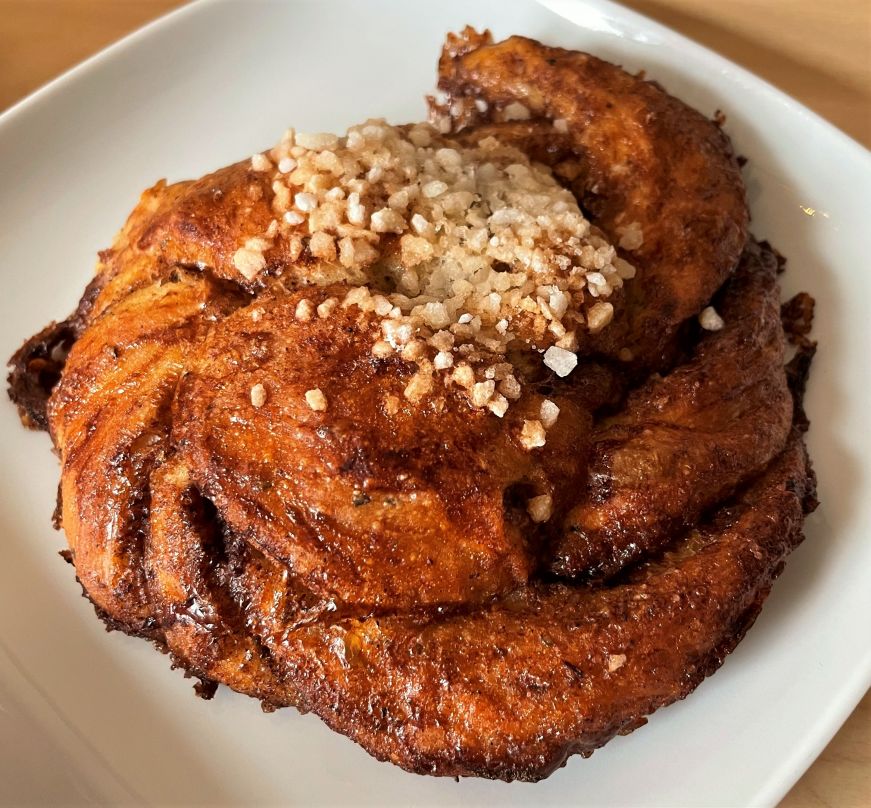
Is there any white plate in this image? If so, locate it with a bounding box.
[1,0,869,805]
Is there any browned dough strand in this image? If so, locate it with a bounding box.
[254,437,815,780]
[166,284,596,611]
[437,28,749,363]
[47,272,244,633]
[549,239,794,579]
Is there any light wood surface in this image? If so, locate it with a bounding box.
[0,2,868,806]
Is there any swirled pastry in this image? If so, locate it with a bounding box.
[7,29,816,781]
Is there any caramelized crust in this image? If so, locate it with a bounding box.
[168,286,588,609]
[439,29,749,363]
[255,437,814,779]
[6,29,816,782]
[550,239,794,579]
[47,271,245,632]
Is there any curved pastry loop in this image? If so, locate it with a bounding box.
[48,272,241,632]
[169,286,593,609]
[147,456,298,705]
[234,438,813,779]
[549,240,794,579]
[438,29,748,361]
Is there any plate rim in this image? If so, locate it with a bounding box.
[2,0,868,163]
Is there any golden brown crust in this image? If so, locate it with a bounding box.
[169,287,555,609]
[438,29,749,363]
[550,239,794,579]
[6,29,815,783]
[147,456,300,704]
[47,271,246,632]
[254,436,814,780]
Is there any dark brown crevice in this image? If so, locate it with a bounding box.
[781,290,816,434]
[182,485,285,680]
[7,270,108,430]
[7,319,78,430]
[786,344,816,435]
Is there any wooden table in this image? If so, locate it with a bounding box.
[1,2,868,806]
